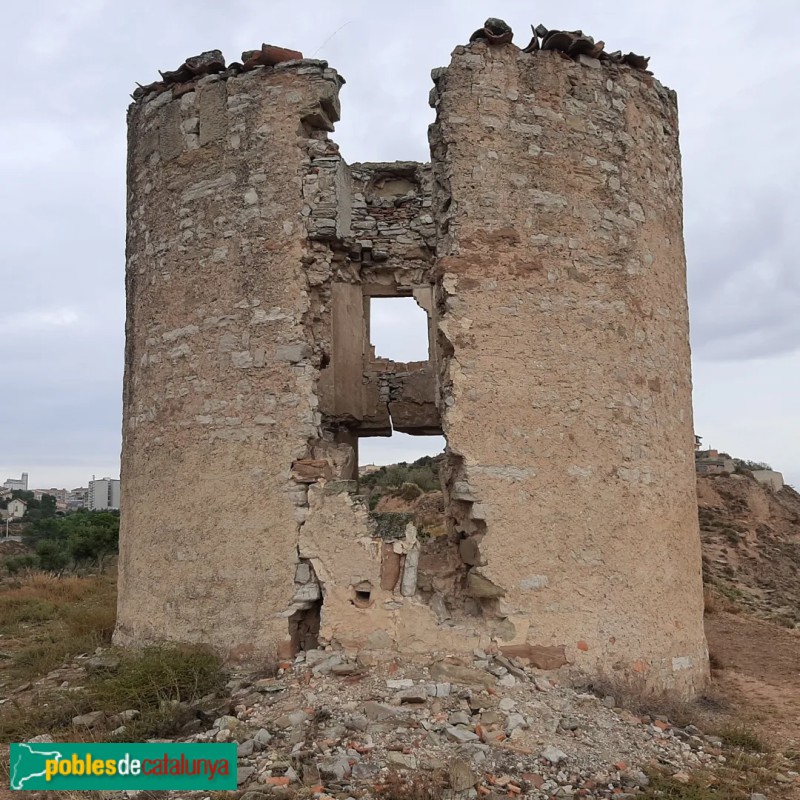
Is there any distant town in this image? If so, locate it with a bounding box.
[0,472,120,521]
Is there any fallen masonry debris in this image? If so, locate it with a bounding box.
[466,17,651,70]
[132,42,306,100]
[16,647,775,798]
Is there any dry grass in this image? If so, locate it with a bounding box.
[0,570,225,750]
[584,674,731,730]
[378,769,451,800]
[713,724,771,753]
[594,674,786,800]
[0,644,225,742]
[642,746,796,800]
[703,583,745,616]
[0,571,116,677]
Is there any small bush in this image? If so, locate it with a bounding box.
[36,539,70,572]
[0,644,226,742]
[94,645,225,711]
[733,459,772,472]
[5,554,38,575]
[714,724,770,753]
[395,482,423,501]
[585,675,729,730]
[640,771,736,800]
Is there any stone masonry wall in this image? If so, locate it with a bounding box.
[119,35,708,694]
[118,61,344,659]
[429,43,707,693]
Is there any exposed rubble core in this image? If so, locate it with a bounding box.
[117,20,708,694]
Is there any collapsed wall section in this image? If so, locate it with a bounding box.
[429,43,708,692]
[316,161,440,437]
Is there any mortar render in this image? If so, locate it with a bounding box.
[116,65,344,659]
[430,44,708,692]
[120,40,708,694]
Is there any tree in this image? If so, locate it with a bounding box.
[24,509,120,573]
[39,494,57,519]
[68,514,119,572]
[36,539,70,572]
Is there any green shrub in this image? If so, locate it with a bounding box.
[5,554,38,575]
[395,482,423,501]
[0,644,226,742]
[35,539,70,572]
[712,724,769,753]
[94,645,225,711]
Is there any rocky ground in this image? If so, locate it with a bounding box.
[6,641,800,800]
[177,649,729,798]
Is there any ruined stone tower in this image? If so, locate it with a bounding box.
[117,28,708,693]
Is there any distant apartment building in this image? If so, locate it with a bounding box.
[67,487,89,510]
[3,472,28,492]
[88,478,120,511]
[33,488,68,503]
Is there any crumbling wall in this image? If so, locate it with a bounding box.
[429,43,708,692]
[119,32,708,694]
[349,162,436,285]
[117,59,346,660]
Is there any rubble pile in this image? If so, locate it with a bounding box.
[182,650,735,797]
[18,648,748,799]
[469,18,651,71]
[132,43,305,101]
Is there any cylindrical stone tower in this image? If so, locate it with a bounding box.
[117,60,345,660]
[118,35,707,695]
[430,43,708,693]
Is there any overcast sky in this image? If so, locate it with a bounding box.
[1,0,798,490]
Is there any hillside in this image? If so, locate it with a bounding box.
[698,474,800,626]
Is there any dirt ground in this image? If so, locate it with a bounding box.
[706,611,800,750]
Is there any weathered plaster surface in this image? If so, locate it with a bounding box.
[119,42,708,693]
[430,45,707,692]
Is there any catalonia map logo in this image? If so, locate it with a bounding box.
[10,742,237,791]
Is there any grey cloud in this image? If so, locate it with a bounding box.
[2,0,799,483]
